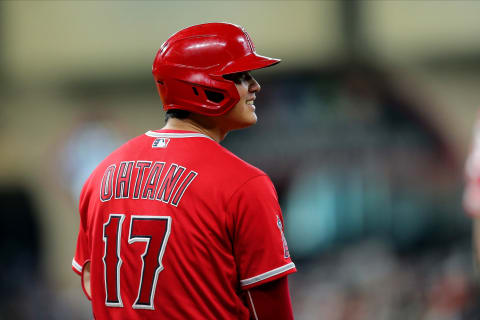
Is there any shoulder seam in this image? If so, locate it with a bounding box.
[225,174,269,211]
[224,174,269,245]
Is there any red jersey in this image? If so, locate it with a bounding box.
[72,129,296,319]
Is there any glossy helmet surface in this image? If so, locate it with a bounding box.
[152,22,280,116]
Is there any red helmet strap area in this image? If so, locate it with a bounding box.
[154,67,240,115]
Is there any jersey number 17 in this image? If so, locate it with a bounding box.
[102,214,172,310]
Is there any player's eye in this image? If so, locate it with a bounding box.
[223,72,251,84]
[243,72,253,81]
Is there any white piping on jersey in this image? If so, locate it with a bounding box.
[72,258,83,273]
[247,291,259,320]
[240,262,296,287]
[145,131,215,141]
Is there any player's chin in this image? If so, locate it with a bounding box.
[244,112,258,126]
[235,114,257,129]
[250,108,258,120]
[246,105,258,123]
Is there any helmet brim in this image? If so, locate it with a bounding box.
[214,53,281,76]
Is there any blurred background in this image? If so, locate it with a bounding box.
[1,1,480,319]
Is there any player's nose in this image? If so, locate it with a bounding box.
[249,77,261,93]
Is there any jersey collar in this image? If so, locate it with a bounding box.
[145,130,215,141]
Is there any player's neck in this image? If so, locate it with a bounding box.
[162,118,227,142]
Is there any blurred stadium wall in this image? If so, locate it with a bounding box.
[1,1,480,319]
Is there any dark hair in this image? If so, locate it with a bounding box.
[165,109,191,122]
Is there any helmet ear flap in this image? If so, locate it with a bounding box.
[189,85,226,105]
[192,87,199,96]
[204,90,225,103]
[158,75,239,116]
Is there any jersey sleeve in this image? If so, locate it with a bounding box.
[227,175,296,290]
[72,222,90,275]
[72,182,92,275]
[246,277,294,320]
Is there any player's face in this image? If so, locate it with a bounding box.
[222,71,261,129]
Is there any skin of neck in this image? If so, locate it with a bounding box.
[161,114,230,142]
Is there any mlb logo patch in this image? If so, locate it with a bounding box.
[152,138,170,148]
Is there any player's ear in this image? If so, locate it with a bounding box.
[81,260,92,300]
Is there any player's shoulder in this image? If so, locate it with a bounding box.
[217,144,265,175]
[208,146,277,203]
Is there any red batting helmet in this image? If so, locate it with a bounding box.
[152,22,280,116]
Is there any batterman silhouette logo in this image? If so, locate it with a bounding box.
[152,138,170,148]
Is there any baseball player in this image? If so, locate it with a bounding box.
[72,22,296,319]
